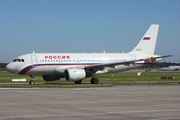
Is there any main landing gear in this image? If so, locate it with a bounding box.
[29,75,35,85]
[74,80,82,84]
[90,73,99,84]
[90,78,99,84]
[74,78,99,84]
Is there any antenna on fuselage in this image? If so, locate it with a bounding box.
[32,51,35,54]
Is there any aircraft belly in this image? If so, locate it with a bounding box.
[105,65,135,73]
[26,66,56,75]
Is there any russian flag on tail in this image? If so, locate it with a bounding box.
[143,36,151,40]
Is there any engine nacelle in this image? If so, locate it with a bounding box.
[42,74,61,81]
[64,68,86,81]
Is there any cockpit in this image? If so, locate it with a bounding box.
[13,59,25,62]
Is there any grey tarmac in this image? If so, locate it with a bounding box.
[0,85,180,120]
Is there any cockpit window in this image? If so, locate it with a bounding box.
[13,59,18,62]
[13,59,25,62]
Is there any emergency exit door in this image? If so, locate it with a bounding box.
[31,55,38,66]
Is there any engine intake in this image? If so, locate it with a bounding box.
[65,68,86,81]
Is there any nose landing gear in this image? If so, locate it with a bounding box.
[29,75,35,85]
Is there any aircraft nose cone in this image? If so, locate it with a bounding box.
[5,64,12,72]
[5,63,18,73]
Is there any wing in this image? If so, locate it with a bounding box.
[82,58,146,72]
[82,54,174,72]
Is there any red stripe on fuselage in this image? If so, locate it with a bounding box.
[19,63,97,74]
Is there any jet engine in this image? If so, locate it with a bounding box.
[42,74,61,81]
[64,68,86,81]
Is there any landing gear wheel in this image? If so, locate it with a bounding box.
[29,75,35,85]
[29,80,35,85]
[74,80,82,84]
[90,78,99,84]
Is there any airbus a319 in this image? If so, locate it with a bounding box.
[6,24,172,84]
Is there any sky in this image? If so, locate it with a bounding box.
[0,0,180,63]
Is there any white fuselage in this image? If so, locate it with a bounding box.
[6,52,151,75]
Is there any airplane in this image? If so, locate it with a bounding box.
[5,24,173,85]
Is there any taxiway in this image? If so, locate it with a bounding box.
[0,85,180,120]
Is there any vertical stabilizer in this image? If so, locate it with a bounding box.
[130,24,159,55]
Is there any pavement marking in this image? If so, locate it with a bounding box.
[0,109,180,119]
[0,88,41,89]
[147,117,180,120]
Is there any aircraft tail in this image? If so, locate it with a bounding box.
[130,24,159,55]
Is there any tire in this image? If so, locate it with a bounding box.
[74,80,82,84]
[90,78,99,84]
[29,80,34,85]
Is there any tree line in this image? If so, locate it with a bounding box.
[0,63,7,70]
[142,62,180,69]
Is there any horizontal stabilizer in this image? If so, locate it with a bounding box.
[146,54,174,63]
[153,54,174,59]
